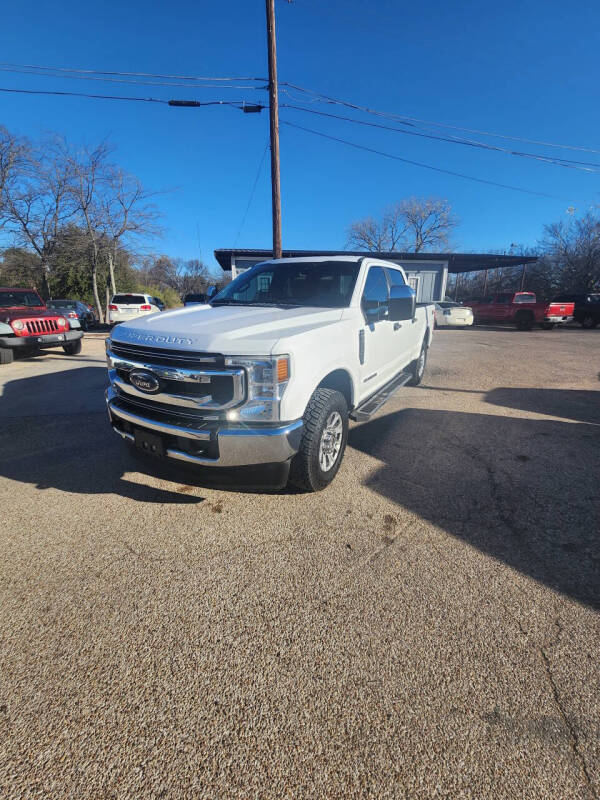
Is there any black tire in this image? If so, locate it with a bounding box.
[581,315,598,329]
[406,339,428,386]
[62,339,82,356]
[80,319,88,332]
[541,322,554,330]
[0,349,14,365]
[289,388,348,492]
[516,313,534,331]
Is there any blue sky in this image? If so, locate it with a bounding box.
[1,0,599,272]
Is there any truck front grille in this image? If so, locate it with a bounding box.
[107,341,246,416]
[25,318,59,334]
[110,341,223,369]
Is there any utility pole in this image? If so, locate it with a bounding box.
[265,0,282,258]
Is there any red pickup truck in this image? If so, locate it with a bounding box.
[0,287,83,364]
[466,292,574,330]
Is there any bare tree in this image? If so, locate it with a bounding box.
[67,141,112,321]
[0,127,28,230]
[346,197,458,253]
[542,210,600,292]
[101,168,162,298]
[2,136,77,298]
[346,205,406,251]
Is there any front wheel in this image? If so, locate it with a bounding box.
[581,315,598,329]
[63,339,82,356]
[289,388,348,492]
[0,349,14,365]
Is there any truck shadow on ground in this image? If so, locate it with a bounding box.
[419,385,600,426]
[348,396,600,609]
[0,365,289,503]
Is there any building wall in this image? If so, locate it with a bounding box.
[229,256,448,302]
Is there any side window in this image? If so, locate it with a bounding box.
[386,268,405,288]
[361,267,389,322]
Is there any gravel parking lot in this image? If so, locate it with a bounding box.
[1,327,599,799]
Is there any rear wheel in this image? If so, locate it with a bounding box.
[541,322,554,330]
[516,312,534,331]
[63,339,82,356]
[0,349,14,365]
[289,388,348,492]
[581,315,598,329]
[406,339,428,386]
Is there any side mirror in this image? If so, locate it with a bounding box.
[388,284,415,322]
[206,286,217,299]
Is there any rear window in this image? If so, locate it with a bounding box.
[48,300,76,309]
[112,294,146,305]
[513,293,536,304]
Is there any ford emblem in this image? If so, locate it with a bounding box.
[130,369,161,394]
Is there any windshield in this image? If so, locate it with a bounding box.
[0,290,44,308]
[212,260,360,308]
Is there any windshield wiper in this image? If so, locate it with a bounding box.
[211,300,302,309]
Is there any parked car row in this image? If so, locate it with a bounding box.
[436,290,599,330]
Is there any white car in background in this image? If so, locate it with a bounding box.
[108,293,162,326]
[434,301,474,327]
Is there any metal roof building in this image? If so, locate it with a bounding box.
[214,249,538,304]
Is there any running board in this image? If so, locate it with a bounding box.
[350,371,412,422]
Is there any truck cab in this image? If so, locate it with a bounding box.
[105,257,434,490]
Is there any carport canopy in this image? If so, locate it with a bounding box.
[214,249,538,274]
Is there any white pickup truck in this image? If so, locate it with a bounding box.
[105,257,434,490]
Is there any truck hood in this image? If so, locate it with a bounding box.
[0,307,55,324]
[110,304,346,354]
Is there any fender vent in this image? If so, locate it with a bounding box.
[359,329,365,365]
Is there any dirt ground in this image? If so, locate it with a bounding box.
[0,325,598,799]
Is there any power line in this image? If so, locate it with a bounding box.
[0,86,257,108]
[281,83,600,155]
[281,103,600,172]
[0,66,266,91]
[233,142,270,247]
[0,61,267,82]
[281,120,560,198]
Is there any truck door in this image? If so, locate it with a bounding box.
[386,267,420,368]
[492,293,512,322]
[358,266,396,401]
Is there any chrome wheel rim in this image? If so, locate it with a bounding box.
[319,412,343,472]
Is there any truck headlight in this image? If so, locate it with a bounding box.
[12,320,25,330]
[224,355,290,421]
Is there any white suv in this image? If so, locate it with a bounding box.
[108,293,161,326]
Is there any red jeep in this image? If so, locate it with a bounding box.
[467,292,574,330]
[0,287,84,364]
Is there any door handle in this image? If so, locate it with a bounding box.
[394,322,401,331]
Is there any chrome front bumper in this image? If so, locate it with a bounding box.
[105,386,303,467]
